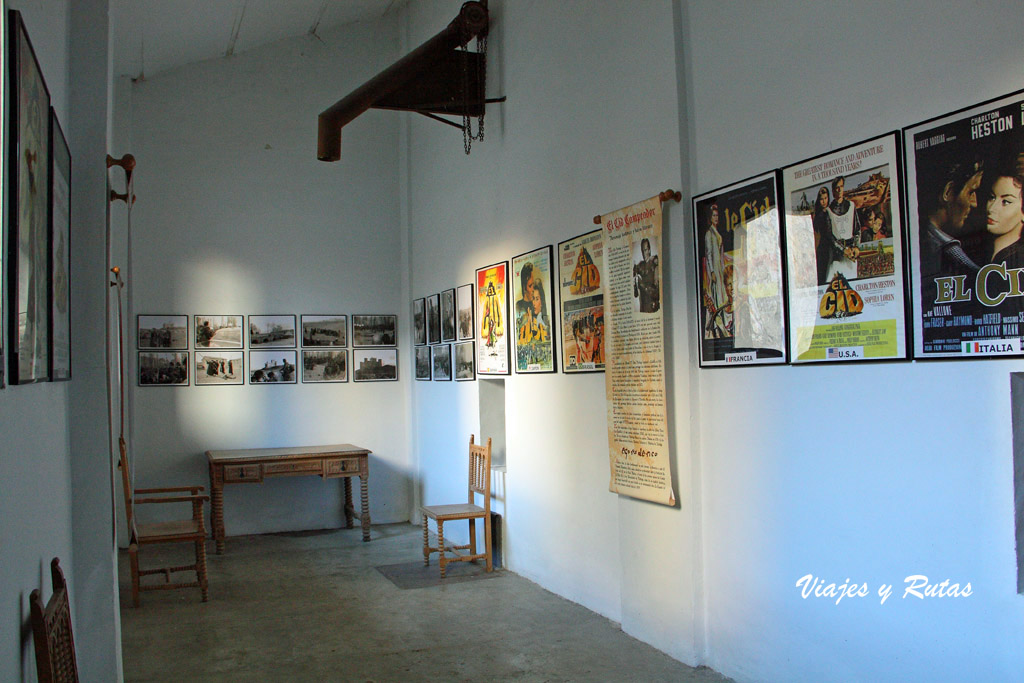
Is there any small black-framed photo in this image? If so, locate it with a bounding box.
[426,294,441,344]
[195,351,243,385]
[412,298,426,346]
[353,348,398,382]
[195,315,243,348]
[138,315,188,350]
[414,346,431,380]
[457,283,474,340]
[454,341,475,381]
[432,343,452,381]
[249,314,297,348]
[440,288,457,342]
[301,314,347,347]
[302,349,348,383]
[249,350,297,383]
[351,314,397,347]
[138,351,189,386]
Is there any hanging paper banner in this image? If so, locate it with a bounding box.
[600,196,676,506]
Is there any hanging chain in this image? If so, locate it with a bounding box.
[462,33,487,154]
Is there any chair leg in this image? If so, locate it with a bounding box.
[437,520,446,578]
[196,539,209,602]
[422,515,430,566]
[129,545,141,608]
[484,513,493,572]
[468,517,477,557]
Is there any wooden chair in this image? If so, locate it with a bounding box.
[421,435,493,577]
[118,437,210,606]
[30,558,79,683]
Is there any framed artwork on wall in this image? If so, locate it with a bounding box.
[456,283,474,340]
[195,351,243,385]
[47,108,71,381]
[412,297,426,346]
[137,314,188,350]
[692,171,787,367]
[0,1,6,387]
[781,132,910,363]
[431,343,451,380]
[138,351,189,386]
[475,261,509,375]
[195,315,243,348]
[454,340,475,381]
[426,293,440,345]
[352,314,397,347]
[249,314,297,348]
[353,348,398,382]
[557,229,605,373]
[249,350,297,383]
[7,10,51,385]
[301,314,346,347]
[301,349,347,383]
[904,88,1024,359]
[512,245,557,373]
[440,288,456,342]
[414,345,431,380]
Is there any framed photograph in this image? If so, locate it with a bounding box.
[781,132,909,363]
[512,246,557,373]
[454,340,475,381]
[352,314,397,347]
[302,349,348,383]
[138,315,188,350]
[693,172,787,367]
[353,348,398,382]
[426,293,440,345]
[905,89,1024,359]
[249,350,297,383]
[431,343,452,381]
[476,261,510,375]
[48,108,71,381]
[138,351,189,386]
[249,314,296,348]
[301,314,346,347]
[557,229,605,373]
[440,288,456,342]
[412,298,426,346]
[195,351,243,385]
[414,345,431,380]
[456,283,474,340]
[195,315,243,348]
[8,10,51,384]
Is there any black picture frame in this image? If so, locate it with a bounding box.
[8,10,51,384]
[195,351,243,385]
[475,261,510,375]
[353,348,398,382]
[440,288,456,342]
[412,297,426,346]
[426,293,440,345]
[137,314,188,350]
[195,315,244,348]
[351,314,397,347]
[454,340,475,381]
[432,343,452,381]
[47,108,70,381]
[249,350,297,383]
[138,351,189,386]
[557,229,605,374]
[456,283,474,340]
[249,314,297,348]
[414,345,431,380]
[301,349,348,383]
[300,314,347,347]
[511,245,557,374]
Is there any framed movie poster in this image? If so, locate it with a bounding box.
[782,132,909,362]
[557,229,605,373]
[352,314,397,347]
[249,350,297,383]
[138,352,188,386]
[456,283,474,340]
[195,351,243,385]
[426,293,440,345]
[475,261,509,375]
[0,0,5,387]
[905,89,1024,359]
[412,298,426,346]
[301,314,346,347]
[353,348,398,382]
[8,10,51,384]
[454,340,475,381]
[249,314,296,348]
[195,315,243,348]
[693,172,787,367]
[414,345,431,380]
[440,288,456,342]
[301,349,347,383]
[48,109,70,381]
[138,315,188,350]
[512,245,557,373]
[431,343,452,381]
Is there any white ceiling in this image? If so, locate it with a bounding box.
[110,0,404,80]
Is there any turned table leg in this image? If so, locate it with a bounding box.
[210,463,225,554]
[360,473,371,542]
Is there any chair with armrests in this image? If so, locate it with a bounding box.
[118,437,210,606]
[421,435,493,577]
[30,557,79,683]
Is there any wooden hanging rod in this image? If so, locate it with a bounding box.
[107,153,136,205]
[593,189,682,224]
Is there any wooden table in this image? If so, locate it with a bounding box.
[206,444,371,553]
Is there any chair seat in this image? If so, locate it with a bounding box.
[137,519,205,542]
[422,503,485,520]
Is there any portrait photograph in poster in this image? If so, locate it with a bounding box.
[512,245,557,373]
[557,229,605,373]
[782,132,909,362]
[905,89,1024,358]
[475,261,509,375]
[692,171,787,367]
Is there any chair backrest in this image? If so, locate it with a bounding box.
[30,558,79,683]
[117,437,136,538]
[467,435,492,511]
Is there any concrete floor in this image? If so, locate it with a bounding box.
[119,523,731,682]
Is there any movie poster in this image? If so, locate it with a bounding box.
[905,89,1024,358]
[601,196,675,507]
[475,261,509,375]
[557,229,605,373]
[782,133,909,362]
[693,172,787,366]
[511,246,557,373]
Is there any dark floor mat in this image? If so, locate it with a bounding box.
[375,560,501,589]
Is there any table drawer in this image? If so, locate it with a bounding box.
[263,460,322,476]
[223,464,263,483]
[324,457,363,477]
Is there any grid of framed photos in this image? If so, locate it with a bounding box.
[415,283,476,381]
